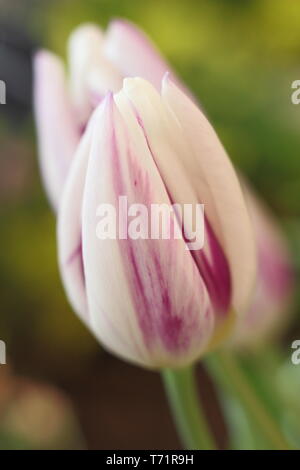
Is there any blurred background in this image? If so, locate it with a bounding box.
[0,0,299,449]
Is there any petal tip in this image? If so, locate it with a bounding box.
[161,70,171,90]
[107,18,138,35]
[68,22,104,44]
[33,49,61,70]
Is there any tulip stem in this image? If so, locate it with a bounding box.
[206,351,292,450]
[161,366,217,450]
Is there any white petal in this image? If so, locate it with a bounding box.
[57,118,95,323]
[68,23,123,123]
[81,93,214,368]
[232,185,293,346]
[34,50,79,210]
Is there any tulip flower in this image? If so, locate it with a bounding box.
[104,21,294,343]
[57,77,256,368]
[33,18,293,450]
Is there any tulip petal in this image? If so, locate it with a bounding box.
[81,93,214,368]
[68,23,123,123]
[161,77,257,314]
[164,79,258,315]
[118,78,231,319]
[57,119,95,323]
[121,77,255,315]
[232,187,293,346]
[104,19,183,92]
[34,50,80,210]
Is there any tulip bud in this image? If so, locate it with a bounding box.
[57,78,256,368]
[231,188,293,347]
[34,51,80,210]
[102,20,294,347]
[33,19,189,210]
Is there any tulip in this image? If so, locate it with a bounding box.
[104,21,294,342]
[34,18,293,354]
[33,19,293,450]
[231,187,293,347]
[34,20,182,210]
[57,77,256,368]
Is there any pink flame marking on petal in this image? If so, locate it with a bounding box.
[124,186,207,353]
[129,104,231,316]
[107,97,211,354]
[191,219,231,315]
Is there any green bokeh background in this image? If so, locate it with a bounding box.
[0,0,299,449]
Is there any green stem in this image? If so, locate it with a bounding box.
[206,351,292,450]
[161,365,217,450]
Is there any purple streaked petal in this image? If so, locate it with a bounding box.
[158,77,257,315]
[191,219,231,315]
[129,101,231,315]
[81,93,214,367]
